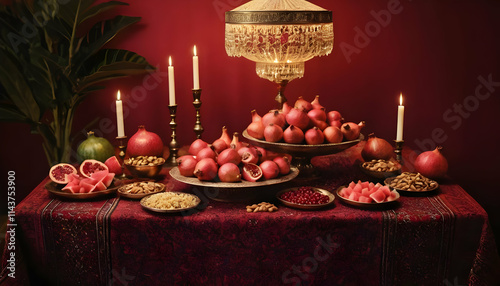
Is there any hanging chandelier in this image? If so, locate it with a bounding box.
[225,0,333,106]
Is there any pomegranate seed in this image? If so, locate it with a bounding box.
[280,186,330,205]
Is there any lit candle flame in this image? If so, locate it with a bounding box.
[194,45,197,56]
[117,90,121,101]
[399,93,403,106]
[169,56,172,66]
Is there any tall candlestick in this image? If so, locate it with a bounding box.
[168,56,176,105]
[396,93,405,141]
[193,45,200,89]
[116,90,125,137]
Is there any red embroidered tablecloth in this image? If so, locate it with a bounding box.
[1,145,499,285]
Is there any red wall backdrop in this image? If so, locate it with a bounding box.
[1,0,500,245]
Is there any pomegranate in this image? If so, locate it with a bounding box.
[330,120,342,129]
[177,155,198,177]
[305,127,325,145]
[361,133,393,161]
[341,121,365,141]
[311,118,329,131]
[307,108,327,122]
[193,158,218,181]
[273,156,291,175]
[238,147,259,164]
[255,147,268,163]
[294,96,312,112]
[218,163,241,182]
[196,146,217,161]
[104,156,123,176]
[323,126,343,143]
[242,163,263,182]
[49,163,77,184]
[262,109,286,128]
[251,109,262,122]
[260,160,280,180]
[264,123,284,142]
[247,121,265,139]
[212,126,231,153]
[281,101,292,116]
[217,148,241,166]
[127,126,164,157]
[311,95,324,110]
[286,108,310,131]
[283,125,305,144]
[188,139,209,155]
[327,111,343,123]
[79,159,108,178]
[414,147,449,179]
[230,132,246,150]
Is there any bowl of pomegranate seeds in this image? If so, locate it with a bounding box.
[277,186,335,210]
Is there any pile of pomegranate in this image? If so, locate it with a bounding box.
[179,127,291,182]
[246,95,365,145]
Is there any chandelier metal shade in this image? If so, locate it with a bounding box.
[225,0,333,106]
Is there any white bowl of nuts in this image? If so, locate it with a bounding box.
[360,159,402,179]
[124,156,166,178]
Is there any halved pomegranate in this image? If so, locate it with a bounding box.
[49,163,77,184]
[79,159,108,178]
[242,163,263,182]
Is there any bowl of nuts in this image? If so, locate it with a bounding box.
[118,181,165,199]
[360,159,402,179]
[384,172,439,195]
[124,156,166,178]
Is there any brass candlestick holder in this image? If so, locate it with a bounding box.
[166,104,180,166]
[115,136,128,179]
[192,89,204,139]
[394,140,404,163]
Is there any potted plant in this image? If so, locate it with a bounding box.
[0,0,154,165]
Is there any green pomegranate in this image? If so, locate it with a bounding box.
[77,131,115,163]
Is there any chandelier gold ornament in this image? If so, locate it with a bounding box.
[225,0,333,106]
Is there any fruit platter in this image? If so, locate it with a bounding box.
[242,96,365,175]
[336,181,400,209]
[169,132,301,201]
[46,159,121,200]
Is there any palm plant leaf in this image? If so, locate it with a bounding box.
[0,49,40,122]
[77,49,154,92]
[71,15,141,75]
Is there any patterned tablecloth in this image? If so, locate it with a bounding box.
[1,144,499,285]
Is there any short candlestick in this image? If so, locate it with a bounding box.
[192,89,204,139]
[167,105,180,166]
[394,140,404,163]
[115,136,128,179]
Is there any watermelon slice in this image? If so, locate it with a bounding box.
[349,191,360,201]
[102,173,115,187]
[359,196,373,203]
[62,183,80,194]
[348,181,356,189]
[380,186,391,196]
[370,189,387,203]
[361,188,370,197]
[360,181,370,189]
[93,181,107,192]
[352,184,362,194]
[386,191,398,202]
[79,180,96,193]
